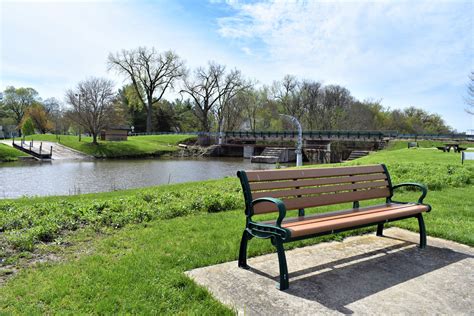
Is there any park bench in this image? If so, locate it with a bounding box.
[237,164,431,290]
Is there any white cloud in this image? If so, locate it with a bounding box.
[0,1,242,100]
[215,0,473,131]
[1,0,472,131]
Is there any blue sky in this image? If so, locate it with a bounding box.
[1,0,473,132]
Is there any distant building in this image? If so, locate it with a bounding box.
[100,126,131,141]
[0,125,19,139]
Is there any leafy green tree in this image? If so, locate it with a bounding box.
[23,104,53,133]
[2,86,39,135]
[117,84,146,132]
[21,117,35,136]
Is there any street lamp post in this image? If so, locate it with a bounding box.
[279,114,303,167]
[75,93,83,141]
[218,118,224,145]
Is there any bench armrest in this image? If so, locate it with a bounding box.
[391,182,428,204]
[252,197,287,227]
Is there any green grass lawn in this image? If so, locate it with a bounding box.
[20,134,197,158]
[1,185,472,314]
[0,143,26,162]
[386,140,473,150]
[347,148,474,190]
[1,146,473,313]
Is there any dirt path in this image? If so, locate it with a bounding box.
[0,140,92,160]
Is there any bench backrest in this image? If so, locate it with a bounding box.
[238,164,391,215]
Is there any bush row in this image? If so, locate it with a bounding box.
[382,162,472,191]
[1,161,472,252]
[0,180,243,251]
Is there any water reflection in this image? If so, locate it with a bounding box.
[0,158,279,199]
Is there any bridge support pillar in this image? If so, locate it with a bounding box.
[243,145,254,159]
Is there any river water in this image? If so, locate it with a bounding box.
[0,158,279,199]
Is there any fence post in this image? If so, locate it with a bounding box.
[40,142,42,155]
[50,146,53,156]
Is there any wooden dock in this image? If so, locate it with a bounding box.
[12,139,52,160]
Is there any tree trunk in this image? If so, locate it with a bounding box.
[202,111,210,132]
[92,133,98,145]
[146,97,153,133]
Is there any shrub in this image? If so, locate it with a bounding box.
[0,180,243,251]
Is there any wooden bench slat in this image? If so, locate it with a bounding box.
[262,203,409,225]
[249,173,388,191]
[245,165,385,182]
[286,204,429,237]
[251,180,389,199]
[253,187,390,214]
[279,203,412,227]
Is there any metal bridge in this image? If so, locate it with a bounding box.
[131,130,474,142]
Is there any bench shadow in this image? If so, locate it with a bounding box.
[248,240,472,314]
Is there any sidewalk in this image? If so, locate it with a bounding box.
[187,228,473,315]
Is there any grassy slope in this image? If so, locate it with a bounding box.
[347,148,474,190]
[1,186,472,313]
[0,143,25,162]
[22,134,196,158]
[1,147,474,313]
[386,140,473,151]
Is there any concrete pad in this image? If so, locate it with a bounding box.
[187,228,474,315]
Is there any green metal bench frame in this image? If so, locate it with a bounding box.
[237,165,431,290]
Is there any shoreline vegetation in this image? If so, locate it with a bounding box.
[2,134,473,162]
[24,134,198,158]
[0,143,26,162]
[1,140,473,313]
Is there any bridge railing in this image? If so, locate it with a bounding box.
[128,130,474,141]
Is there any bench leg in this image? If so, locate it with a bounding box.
[417,214,427,249]
[238,230,250,269]
[274,237,289,290]
[376,223,384,236]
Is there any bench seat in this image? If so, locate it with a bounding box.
[263,203,430,238]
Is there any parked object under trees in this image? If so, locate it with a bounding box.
[65,78,117,144]
[108,47,186,133]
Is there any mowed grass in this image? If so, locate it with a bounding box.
[1,147,474,313]
[386,140,473,151]
[21,134,197,158]
[0,143,26,162]
[347,148,474,190]
[1,185,473,314]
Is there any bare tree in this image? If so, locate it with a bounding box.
[108,47,186,132]
[466,71,474,115]
[319,85,353,129]
[181,62,247,132]
[214,69,249,134]
[240,87,269,132]
[65,78,116,144]
[272,75,304,121]
[300,80,322,130]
